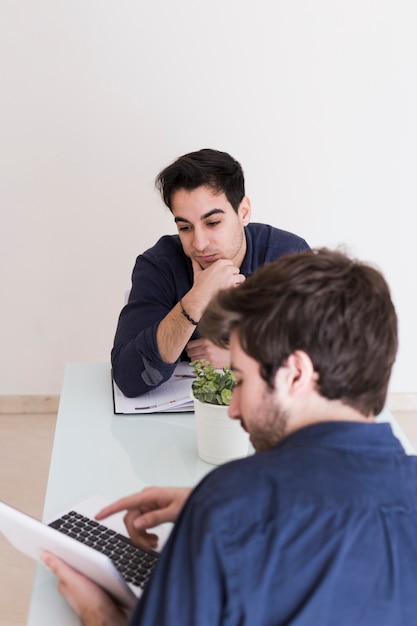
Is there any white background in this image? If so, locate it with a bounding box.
[1,0,416,395]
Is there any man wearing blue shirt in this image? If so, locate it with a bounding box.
[111,148,309,397]
[44,248,417,625]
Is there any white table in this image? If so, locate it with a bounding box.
[26,363,214,626]
[26,363,415,625]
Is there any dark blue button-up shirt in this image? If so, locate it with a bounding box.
[130,422,417,625]
[111,223,309,396]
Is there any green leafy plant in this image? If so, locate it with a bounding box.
[191,359,237,406]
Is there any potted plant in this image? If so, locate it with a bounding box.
[190,360,249,465]
[191,359,236,406]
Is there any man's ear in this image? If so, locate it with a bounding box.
[281,350,318,396]
[238,196,251,226]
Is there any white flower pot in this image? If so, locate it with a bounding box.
[193,395,250,465]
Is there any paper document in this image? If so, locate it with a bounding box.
[112,362,195,414]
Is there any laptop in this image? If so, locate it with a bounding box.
[0,494,172,609]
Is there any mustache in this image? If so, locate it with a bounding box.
[192,251,218,257]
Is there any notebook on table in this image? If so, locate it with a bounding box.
[112,362,195,414]
[0,494,172,609]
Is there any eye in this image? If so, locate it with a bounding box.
[178,225,192,233]
[206,220,221,228]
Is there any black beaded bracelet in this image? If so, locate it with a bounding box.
[179,299,199,326]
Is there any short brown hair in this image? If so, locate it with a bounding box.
[200,248,398,416]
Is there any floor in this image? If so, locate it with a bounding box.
[0,414,56,626]
[1,410,417,626]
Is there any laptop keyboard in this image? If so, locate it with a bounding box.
[48,510,158,589]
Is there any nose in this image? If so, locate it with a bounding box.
[192,226,209,252]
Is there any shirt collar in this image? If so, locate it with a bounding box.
[275,421,405,454]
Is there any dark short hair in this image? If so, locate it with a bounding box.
[200,248,398,416]
[155,148,245,212]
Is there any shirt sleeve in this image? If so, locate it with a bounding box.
[111,239,194,397]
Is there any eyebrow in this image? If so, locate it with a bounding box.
[174,208,226,224]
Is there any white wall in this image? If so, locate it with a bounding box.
[1,1,416,395]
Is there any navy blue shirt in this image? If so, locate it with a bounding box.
[130,422,417,625]
[111,223,309,396]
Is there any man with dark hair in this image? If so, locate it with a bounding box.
[44,248,417,625]
[111,148,309,397]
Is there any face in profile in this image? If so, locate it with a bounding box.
[228,332,290,452]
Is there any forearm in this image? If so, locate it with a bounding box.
[113,256,240,392]
[112,253,197,395]
[156,265,241,364]
[156,299,201,364]
[79,606,129,626]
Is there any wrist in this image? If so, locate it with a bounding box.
[179,298,200,327]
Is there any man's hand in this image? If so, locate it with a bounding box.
[184,258,245,321]
[95,487,192,551]
[186,338,230,368]
[41,553,128,626]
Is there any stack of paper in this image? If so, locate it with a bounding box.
[112,362,195,414]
